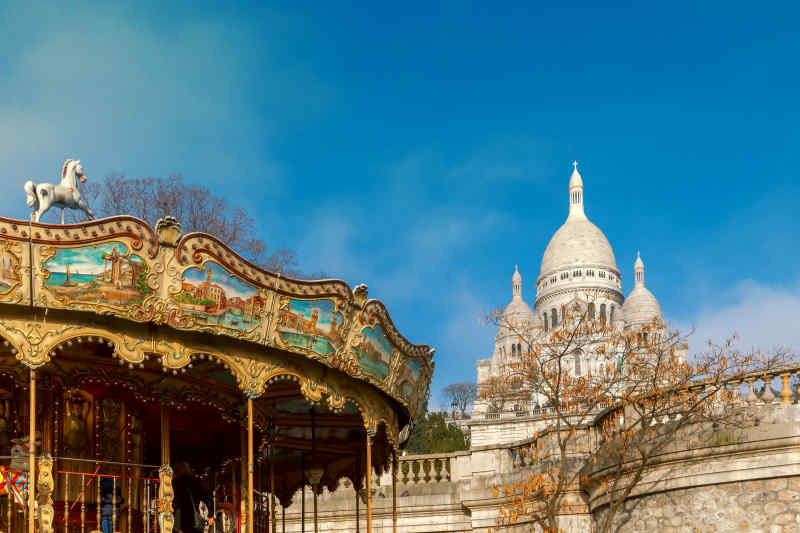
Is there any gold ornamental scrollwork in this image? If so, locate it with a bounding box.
[0,318,82,369]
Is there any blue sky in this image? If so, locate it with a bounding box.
[2,1,798,408]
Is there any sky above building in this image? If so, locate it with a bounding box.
[1,1,798,408]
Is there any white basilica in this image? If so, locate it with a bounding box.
[469,163,665,445]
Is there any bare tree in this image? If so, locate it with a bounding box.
[442,382,477,419]
[481,295,791,533]
[71,174,308,277]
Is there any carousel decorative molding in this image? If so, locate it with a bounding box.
[1,212,433,420]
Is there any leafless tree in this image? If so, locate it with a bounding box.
[442,382,477,418]
[481,295,792,533]
[70,174,310,277]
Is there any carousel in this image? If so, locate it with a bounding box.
[0,161,434,533]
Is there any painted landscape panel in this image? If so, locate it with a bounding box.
[277,298,344,356]
[398,358,422,400]
[0,246,18,294]
[43,243,151,306]
[175,262,263,332]
[354,324,393,381]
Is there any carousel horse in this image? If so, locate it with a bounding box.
[24,159,96,223]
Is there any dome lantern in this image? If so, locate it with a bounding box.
[568,161,586,221]
[634,250,645,287]
[512,264,522,300]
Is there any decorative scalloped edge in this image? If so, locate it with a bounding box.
[0,215,159,258]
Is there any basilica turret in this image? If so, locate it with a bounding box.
[622,251,662,329]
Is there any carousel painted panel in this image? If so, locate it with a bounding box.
[353,324,393,382]
[0,239,25,304]
[40,241,153,309]
[275,297,345,357]
[172,261,265,336]
[396,357,422,402]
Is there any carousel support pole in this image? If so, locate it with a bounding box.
[159,404,173,533]
[312,484,317,533]
[269,451,276,533]
[355,489,359,533]
[365,430,374,533]
[37,454,54,533]
[281,505,285,533]
[28,369,36,533]
[160,404,171,465]
[392,451,398,533]
[157,465,174,533]
[300,482,305,533]
[247,398,254,533]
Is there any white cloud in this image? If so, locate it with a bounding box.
[681,279,800,354]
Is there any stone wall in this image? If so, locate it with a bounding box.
[593,477,800,532]
[276,400,799,532]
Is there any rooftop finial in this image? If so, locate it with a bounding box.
[573,160,578,171]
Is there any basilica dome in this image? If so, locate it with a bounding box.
[539,162,617,278]
[540,219,617,276]
[622,252,662,328]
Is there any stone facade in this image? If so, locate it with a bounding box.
[594,477,800,533]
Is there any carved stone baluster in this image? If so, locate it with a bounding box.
[401,461,409,484]
[433,459,442,482]
[444,458,451,481]
[38,454,55,533]
[158,465,174,533]
[779,373,792,405]
[760,376,775,404]
[412,460,420,484]
[745,379,757,403]
[422,459,431,483]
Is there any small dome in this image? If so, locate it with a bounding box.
[623,252,661,328]
[502,298,535,323]
[622,286,662,327]
[501,266,534,331]
[540,219,617,276]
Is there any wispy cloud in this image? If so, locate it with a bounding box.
[680,279,800,354]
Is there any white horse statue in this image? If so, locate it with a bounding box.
[24,159,96,223]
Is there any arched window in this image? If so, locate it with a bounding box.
[551,308,558,328]
[600,303,607,323]
[517,343,522,356]
[512,344,516,357]
[588,303,596,319]
[574,353,582,376]
[610,305,615,322]
[561,305,566,322]
[543,313,548,332]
